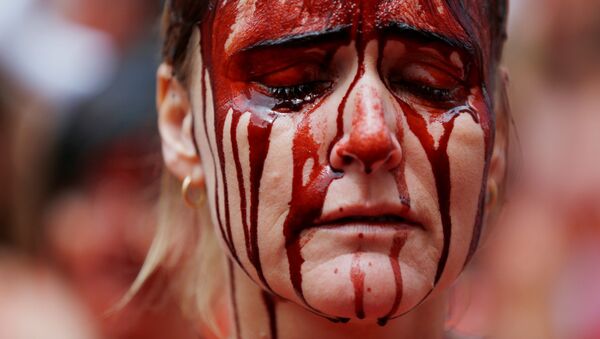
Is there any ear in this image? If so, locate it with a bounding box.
[157,63,204,186]
[486,67,510,212]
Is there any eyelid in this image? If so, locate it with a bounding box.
[391,82,465,110]
[229,49,328,81]
[396,64,462,89]
[399,54,466,81]
[255,63,324,87]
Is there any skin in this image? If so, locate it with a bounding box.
[158,1,507,338]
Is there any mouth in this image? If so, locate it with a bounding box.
[312,205,423,230]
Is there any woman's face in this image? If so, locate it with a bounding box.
[188,0,497,323]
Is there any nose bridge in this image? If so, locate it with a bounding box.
[330,76,402,174]
[351,83,392,154]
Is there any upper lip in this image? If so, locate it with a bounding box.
[313,203,423,229]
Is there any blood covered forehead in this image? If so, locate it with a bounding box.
[212,0,487,54]
[204,0,504,84]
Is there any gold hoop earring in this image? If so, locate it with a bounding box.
[182,176,206,208]
[485,179,498,210]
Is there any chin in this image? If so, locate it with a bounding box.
[297,251,435,322]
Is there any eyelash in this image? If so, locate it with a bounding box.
[259,72,463,112]
[266,82,331,112]
[392,81,464,106]
[400,82,454,101]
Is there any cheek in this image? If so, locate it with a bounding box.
[437,113,487,289]
[221,110,252,266]
[398,105,488,307]
[390,108,446,312]
[210,105,300,292]
[257,117,297,285]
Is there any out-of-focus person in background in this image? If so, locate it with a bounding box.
[448,1,600,338]
[0,71,17,244]
[499,1,600,337]
[0,24,100,339]
[0,252,99,339]
[42,96,198,339]
[1,0,198,338]
[3,0,160,250]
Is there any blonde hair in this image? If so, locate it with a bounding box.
[121,172,225,336]
[121,1,226,334]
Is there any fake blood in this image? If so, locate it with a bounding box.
[197,0,499,331]
[261,291,278,339]
[350,253,366,319]
[199,28,240,265]
[247,114,276,291]
[378,233,408,326]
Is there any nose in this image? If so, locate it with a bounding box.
[330,85,402,174]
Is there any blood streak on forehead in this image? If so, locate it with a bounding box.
[212,0,476,57]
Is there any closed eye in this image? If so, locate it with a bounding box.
[392,81,463,104]
[389,63,467,109]
[262,81,332,112]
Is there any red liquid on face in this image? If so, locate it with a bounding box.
[199,31,241,265]
[280,1,368,322]
[199,0,498,327]
[230,112,249,263]
[283,108,345,321]
[248,113,277,291]
[401,100,459,283]
[261,291,278,339]
[218,109,236,260]
[329,0,366,168]
[202,6,286,293]
[378,232,408,326]
[442,0,496,268]
[350,252,366,319]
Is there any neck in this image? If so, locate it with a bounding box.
[224,261,448,339]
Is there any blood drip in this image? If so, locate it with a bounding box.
[261,291,278,339]
[199,26,240,264]
[247,113,277,291]
[400,99,459,283]
[350,253,366,319]
[442,0,496,267]
[377,232,408,326]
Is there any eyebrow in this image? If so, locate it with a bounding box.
[381,21,476,58]
[238,25,352,53]
[235,21,476,59]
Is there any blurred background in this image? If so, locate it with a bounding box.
[0,0,599,338]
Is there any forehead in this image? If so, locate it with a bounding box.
[213,0,474,55]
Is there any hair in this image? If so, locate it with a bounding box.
[130,0,511,336]
[161,0,213,84]
[122,2,226,335]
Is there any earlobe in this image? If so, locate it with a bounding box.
[157,63,205,186]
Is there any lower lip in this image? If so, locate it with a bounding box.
[301,222,418,237]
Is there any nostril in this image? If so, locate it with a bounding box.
[342,155,353,165]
